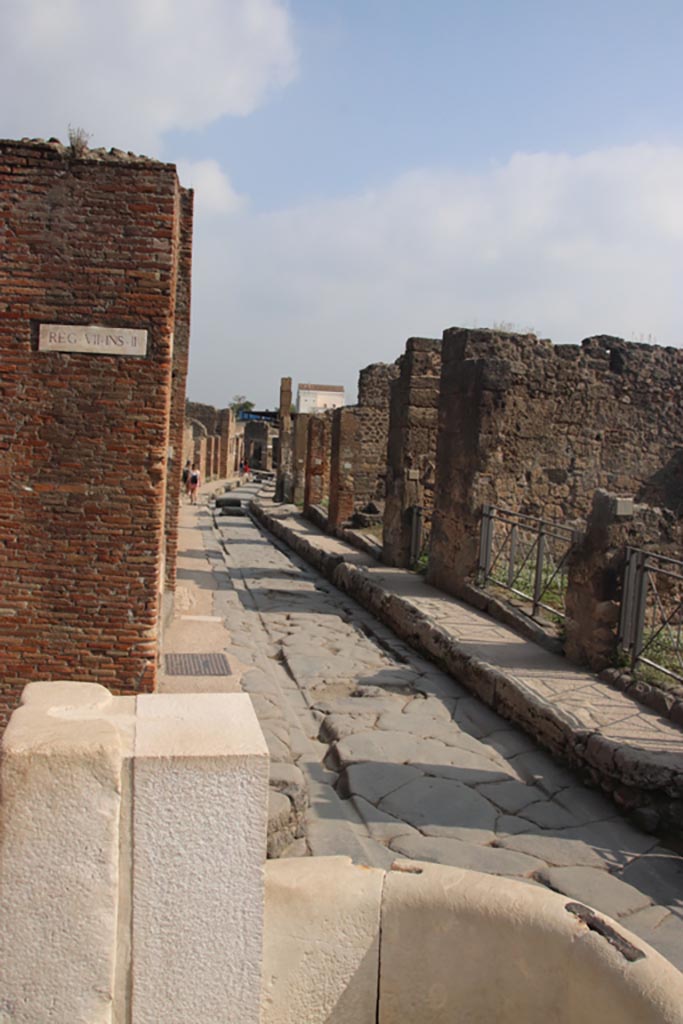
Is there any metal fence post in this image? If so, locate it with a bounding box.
[532,523,546,617]
[478,505,493,586]
[507,524,518,588]
[410,505,424,568]
[618,546,636,651]
[632,550,649,670]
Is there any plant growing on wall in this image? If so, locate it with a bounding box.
[68,125,91,157]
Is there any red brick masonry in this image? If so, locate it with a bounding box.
[0,139,193,726]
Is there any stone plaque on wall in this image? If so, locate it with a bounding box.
[39,324,148,357]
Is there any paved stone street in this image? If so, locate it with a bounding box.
[163,482,683,970]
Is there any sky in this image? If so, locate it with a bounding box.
[2,0,683,408]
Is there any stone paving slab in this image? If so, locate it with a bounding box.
[251,499,683,834]
[186,486,683,971]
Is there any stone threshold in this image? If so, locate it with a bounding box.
[250,499,683,837]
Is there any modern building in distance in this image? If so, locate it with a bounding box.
[296,383,345,414]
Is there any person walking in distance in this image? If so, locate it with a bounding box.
[189,463,201,504]
[181,460,191,500]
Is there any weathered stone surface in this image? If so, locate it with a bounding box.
[0,683,127,1024]
[519,800,582,830]
[338,761,424,804]
[263,856,383,1024]
[379,776,497,843]
[618,849,683,909]
[380,860,683,1024]
[391,834,545,876]
[352,795,420,842]
[477,779,545,814]
[132,693,269,1024]
[536,866,653,919]
[496,832,608,868]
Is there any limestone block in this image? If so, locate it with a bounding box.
[131,693,269,1024]
[262,856,383,1024]
[0,681,133,1024]
[379,861,683,1024]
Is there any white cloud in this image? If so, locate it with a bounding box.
[177,160,245,217]
[186,144,683,408]
[0,0,297,153]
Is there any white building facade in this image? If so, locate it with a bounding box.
[296,383,345,414]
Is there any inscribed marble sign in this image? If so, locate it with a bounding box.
[38,324,148,357]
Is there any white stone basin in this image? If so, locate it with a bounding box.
[263,856,683,1024]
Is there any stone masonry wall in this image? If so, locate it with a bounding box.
[185,400,236,481]
[304,412,333,512]
[276,377,293,501]
[383,338,441,567]
[292,413,309,505]
[325,361,399,527]
[328,407,360,529]
[429,327,683,596]
[354,361,400,506]
[0,139,192,726]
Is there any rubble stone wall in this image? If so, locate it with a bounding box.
[0,139,192,725]
[383,338,441,567]
[429,327,683,596]
[353,361,400,506]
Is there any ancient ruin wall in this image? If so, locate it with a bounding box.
[429,327,683,595]
[164,188,194,595]
[0,139,192,724]
[276,377,293,501]
[292,413,310,505]
[383,338,441,567]
[328,408,360,528]
[353,361,400,506]
[304,412,333,512]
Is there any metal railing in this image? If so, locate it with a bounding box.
[619,547,683,684]
[478,505,582,619]
[409,505,424,567]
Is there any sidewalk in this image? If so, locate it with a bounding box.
[251,498,683,835]
[159,482,242,695]
[159,480,309,857]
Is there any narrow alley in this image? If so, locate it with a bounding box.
[162,480,683,970]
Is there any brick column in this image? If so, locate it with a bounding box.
[216,408,233,478]
[276,377,293,502]
[328,407,360,529]
[292,413,310,506]
[304,414,332,513]
[383,338,441,567]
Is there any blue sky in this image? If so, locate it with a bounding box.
[2,1,683,407]
[167,0,683,209]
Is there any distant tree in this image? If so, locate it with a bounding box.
[230,394,254,415]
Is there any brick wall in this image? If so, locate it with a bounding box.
[383,338,441,566]
[429,327,683,595]
[0,139,192,725]
[164,188,193,594]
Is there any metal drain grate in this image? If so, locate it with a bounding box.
[165,652,231,676]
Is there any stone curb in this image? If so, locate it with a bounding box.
[250,501,683,835]
[211,507,309,857]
